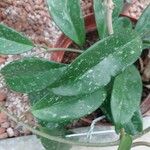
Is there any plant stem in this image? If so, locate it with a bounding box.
[46,47,83,53]
[38,46,83,53]
[106,0,114,35]
[120,128,125,139]
[0,105,150,147]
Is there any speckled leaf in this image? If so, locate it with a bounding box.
[114,17,132,32]
[93,0,107,38]
[0,23,34,54]
[1,57,67,93]
[100,83,114,122]
[113,0,124,19]
[118,134,132,150]
[123,110,143,136]
[49,30,142,96]
[111,66,142,128]
[47,0,85,46]
[31,88,106,122]
[135,5,150,39]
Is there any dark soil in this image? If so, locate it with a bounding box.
[135,49,150,101]
[61,30,99,64]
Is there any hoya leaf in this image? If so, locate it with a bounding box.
[47,0,85,46]
[31,88,106,122]
[123,110,143,136]
[100,97,113,122]
[113,0,124,19]
[118,134,132,150]
[93,0,107,38]
[135,5,150,38]
[1,57,67,93]
[114,17,132,32]
[0,23,34,54]
[49,30,142,96]
[100,81,114,122]
[111,66,142,128]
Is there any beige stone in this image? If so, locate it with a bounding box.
[1,122,10,128]
[0,132,8,139]
[6,128,14,137]
[0,112,8,123]
[0,92,6,101]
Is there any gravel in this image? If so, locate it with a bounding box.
[0,0,149,140]
[122,0,150,19]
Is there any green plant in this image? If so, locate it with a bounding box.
[0,0,150,150]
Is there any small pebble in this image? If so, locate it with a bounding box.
[1,122,10,128]
[0,132,8,139]
[0,112,8,123]
[0,127,6,134]
[25,113,34,122]
[10,120,17,128]
[23,129,31,135]
[0,92,7,101]
[0,57,6,64]
[6,128,14,137]
[0,101,6,106]
[14,129,20,137]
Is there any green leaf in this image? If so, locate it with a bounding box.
[114,17,132,32]
[100,81,114,122]
[31,87,106,122]
[2,31,142,96]
[123,110,143,135]
[49,30,142,96]
[47,0,85,46]
[113,0,124,19]
[135,5,150,38]
[100,98,113,122]
[93,0,107,38]
[111,66,142,128]
[0,23,34,54]
[118,134,132,150]
[1,57,67,93]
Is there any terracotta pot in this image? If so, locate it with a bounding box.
[51,13,96,62]
[51,11,150,116]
